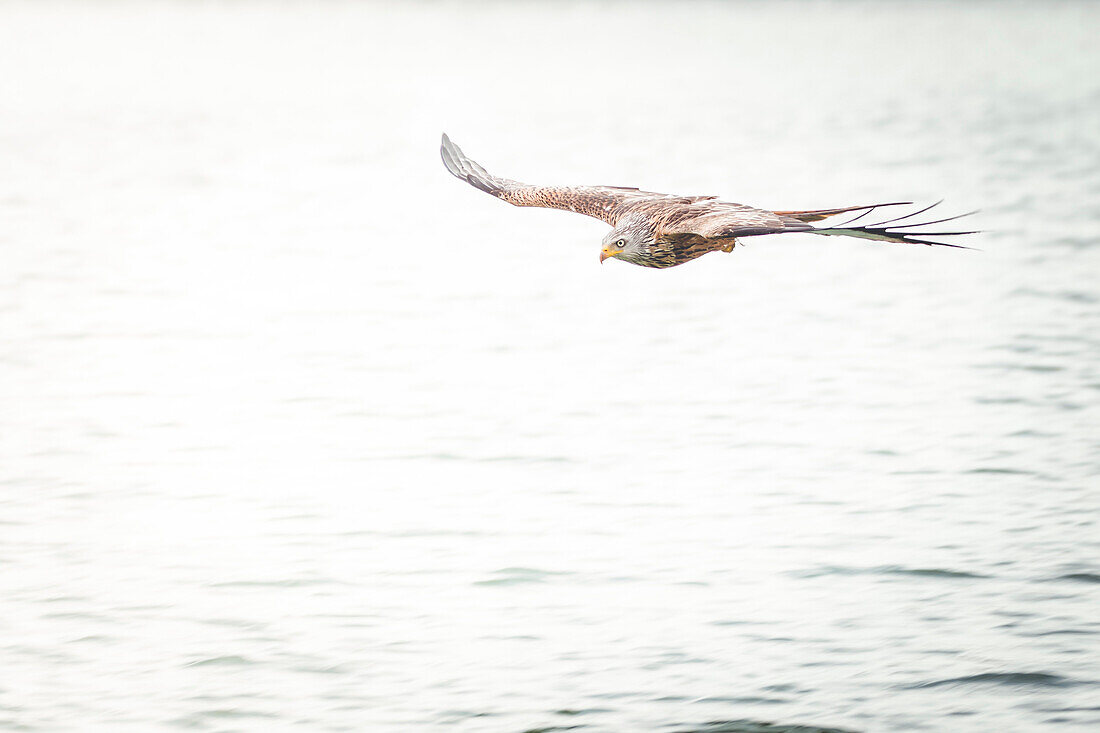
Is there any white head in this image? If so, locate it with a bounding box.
[599,214,656,265]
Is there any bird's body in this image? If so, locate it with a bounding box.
[440,134,974,268]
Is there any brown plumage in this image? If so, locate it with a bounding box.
[440,134,976,268]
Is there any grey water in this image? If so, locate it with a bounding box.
[1,1,1099,731]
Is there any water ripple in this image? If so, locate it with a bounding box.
[671,721,858,733]
[1052,573,1100,584]
[791,565,989,580]
[904,672,1093,689]
[184,655,258,668]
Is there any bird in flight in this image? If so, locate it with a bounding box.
[440,134,975,268]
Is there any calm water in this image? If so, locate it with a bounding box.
[2,1,1099,731]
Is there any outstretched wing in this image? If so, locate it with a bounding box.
[664,200,976,248]
[440,134,708,226]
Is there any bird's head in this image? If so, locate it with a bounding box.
[600,216,653,265]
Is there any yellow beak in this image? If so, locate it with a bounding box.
[600,250,613,263]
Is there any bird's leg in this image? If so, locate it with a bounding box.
[720,238,740,253]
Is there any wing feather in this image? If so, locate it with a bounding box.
[773,202,912,223]
[658,201,814,239]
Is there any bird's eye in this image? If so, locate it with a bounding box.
[615,239,626,248]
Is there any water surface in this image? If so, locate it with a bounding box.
[1,1,1098,731]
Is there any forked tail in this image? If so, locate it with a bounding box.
[778,201,979,248]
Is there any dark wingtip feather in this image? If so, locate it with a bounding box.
[875,210,980,230]
[813,202,980,249]
[902,237,980,250]
[863,199,944,228]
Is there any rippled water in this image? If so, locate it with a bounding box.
[2,1,1099,731]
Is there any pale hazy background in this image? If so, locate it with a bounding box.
[2,1,1098,732]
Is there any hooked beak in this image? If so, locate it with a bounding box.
[599,249,613,263]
